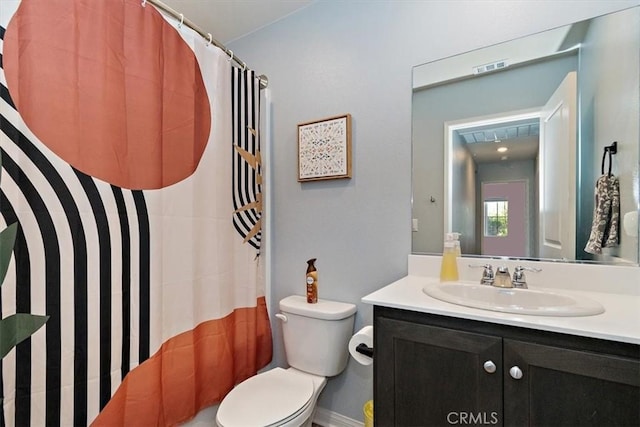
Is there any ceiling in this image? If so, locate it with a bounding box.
[457,120,539,145]
[455,118,540,164]
[159,0,314,44]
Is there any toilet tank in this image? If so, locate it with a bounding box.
[279,295,357,377]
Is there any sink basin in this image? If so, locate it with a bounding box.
[423,282,605,317]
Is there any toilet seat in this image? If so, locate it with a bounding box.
[217,368,315,427]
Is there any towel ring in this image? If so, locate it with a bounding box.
[601,141,618,176]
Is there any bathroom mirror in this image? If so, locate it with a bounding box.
[412,6,639,266]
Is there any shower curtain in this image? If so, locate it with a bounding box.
[0,0,272,425]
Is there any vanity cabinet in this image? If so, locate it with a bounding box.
[374,306,640,427]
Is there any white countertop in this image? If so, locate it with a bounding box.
[362,273,640,345]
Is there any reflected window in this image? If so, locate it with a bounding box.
[484,200,508,236]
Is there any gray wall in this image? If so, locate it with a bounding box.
[451,133,477,254]
[228,0,639,421]
[579,8,640,263]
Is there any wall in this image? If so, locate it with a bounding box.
[579,8,640,263]
[451,132,476,254]
[227,0,639,422]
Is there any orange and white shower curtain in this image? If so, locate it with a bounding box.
[0,0,272,425]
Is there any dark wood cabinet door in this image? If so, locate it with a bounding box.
[376,317,503,427]
[504,339,640,426]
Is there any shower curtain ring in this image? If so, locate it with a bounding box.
[141,0,147,6]
[178,13,184,28]
[207,33,213,46]
[228,50,234,62]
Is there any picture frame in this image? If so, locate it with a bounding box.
[298,113,352,182]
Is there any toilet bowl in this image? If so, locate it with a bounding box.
[216,367,326,427]
[216,295,357,427]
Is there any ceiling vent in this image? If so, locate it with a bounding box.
[473,59,509,75]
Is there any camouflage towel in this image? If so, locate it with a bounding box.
[584,174,620,254]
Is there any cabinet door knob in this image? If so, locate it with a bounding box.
[509,366,523,379]
[483,360,496,374]
[483,360,497,373]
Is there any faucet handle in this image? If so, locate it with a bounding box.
[468,264,494,285]
[512,266,542,289]
[514,266,542,273]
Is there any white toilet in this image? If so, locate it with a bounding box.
[216,295,357,427]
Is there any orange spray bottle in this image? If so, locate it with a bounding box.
[306,258,318,303]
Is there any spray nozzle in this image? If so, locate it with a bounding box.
[444,232,462,252]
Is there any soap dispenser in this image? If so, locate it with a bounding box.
[440,233,459,282]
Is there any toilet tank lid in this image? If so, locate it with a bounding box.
[280,295,357,320]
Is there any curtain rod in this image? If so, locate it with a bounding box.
[144,0,268,89]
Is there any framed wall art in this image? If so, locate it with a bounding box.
[298,113,352,182]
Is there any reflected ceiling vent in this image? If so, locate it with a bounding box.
[457,119,539,144]
[473,59,509,75]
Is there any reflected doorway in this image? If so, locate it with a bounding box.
[445,109,540,257]
[481,181,528,257]
[444,72,576,260]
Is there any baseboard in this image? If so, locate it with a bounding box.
[313,407,364,427]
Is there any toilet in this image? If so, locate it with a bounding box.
[216,295,357,427]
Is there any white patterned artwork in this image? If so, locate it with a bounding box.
[298,114,352,181]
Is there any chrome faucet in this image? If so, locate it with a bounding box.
[469,264,542,288]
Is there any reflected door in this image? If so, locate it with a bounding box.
[481,181,528,257]
[539,72,577,260]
